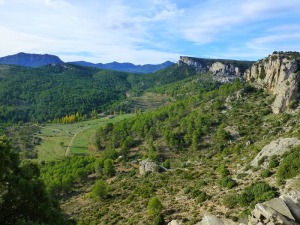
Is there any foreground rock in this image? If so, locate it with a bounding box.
[249,192,300,225]
[251,137,300,167]
[245,52,300,114]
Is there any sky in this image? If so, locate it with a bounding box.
[0,0,300,64]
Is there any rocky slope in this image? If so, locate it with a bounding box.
[179,52,300,114]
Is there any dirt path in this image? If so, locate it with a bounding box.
[65,126,91,156]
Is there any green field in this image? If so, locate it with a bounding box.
[35,114,134,161]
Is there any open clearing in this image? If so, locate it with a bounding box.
[35,114,134,161]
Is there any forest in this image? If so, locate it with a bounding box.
[1,56,300,225]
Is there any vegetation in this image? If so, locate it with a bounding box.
[0,136,73,225]
[2,56,300,224]
[277,145,300,182]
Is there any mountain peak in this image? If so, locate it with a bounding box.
[0,52,64,67]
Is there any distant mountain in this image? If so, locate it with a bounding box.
[70,60,174,74]
[0,52,63,67]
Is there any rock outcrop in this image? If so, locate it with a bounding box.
[178,56,253,83]
[179,52,300,114]
[251,137,300,167]
[168,220,183,225]
[196,214,240,225]
[249,192,300,225]
[245,52,300,114]
[139,159,158,175]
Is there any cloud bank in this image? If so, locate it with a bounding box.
[0,0,299,63]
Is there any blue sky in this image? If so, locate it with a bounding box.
[0,0,300,64]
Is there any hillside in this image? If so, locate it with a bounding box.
[0,62,201,123]
[1,52,300,225]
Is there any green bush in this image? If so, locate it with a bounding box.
[261,169,272,178]
[268,158,279,169]
[223,194,239,209]
[219,176,237,189]
[89,179,110,199]
[277,146,300,181]
[217,164,230,177]
[238,182,278,207]
[153,214,164,225]
[196,191,210,203]
[148,197,163,217]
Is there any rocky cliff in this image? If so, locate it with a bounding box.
[178,56,253,83]
[245,51,300,114]
[179,52,300,114]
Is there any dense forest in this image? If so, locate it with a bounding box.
[0,63,197,123]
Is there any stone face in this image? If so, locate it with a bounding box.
[167,220,182,225]
[249,192,300,225]
[139,159,158,175]
[251,137,300,167]
[245,52,300,114]
[281,196,300,222]
[198,214,225,225]
[264,198,295,221]
[178,56,253,83]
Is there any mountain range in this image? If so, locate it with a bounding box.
[0,52,174,73]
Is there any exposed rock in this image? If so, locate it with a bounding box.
[197,214,225,225]
[264,198,295,221]
[139,159,158,175]
[224,126,240,140]
[245,52,300,114]
[178,56,253,83]
[196,214,239,225]
[249,192,300,225]
[245,141,251,146]
[168,220,182,225]
[251,137,300,167]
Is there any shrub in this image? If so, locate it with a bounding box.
[238,182,278,207]
[277,146,300,181]
[196,191,210,203]
[268,158,279,169]
[153,214,164,225]
[162,159,171,169]
[89,179,110,199]
[223,194,239,209]
[148,197,163,217]
[103,159,115,177]
[260,169,272,178]
[217,164,230,177]
[219,176,237,189]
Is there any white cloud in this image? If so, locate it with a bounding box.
[0,0,300,63]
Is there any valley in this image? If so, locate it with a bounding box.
[1,51,300,225]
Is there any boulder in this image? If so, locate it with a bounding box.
[249,192,300,225]
[168,220,182,225]
[139,159,158,175]
[251,137,300,167]
[264,198,295,221]
[197,214,225,225]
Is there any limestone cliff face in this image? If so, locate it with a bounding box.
[178,56,252,83]
[245,52,300,114]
